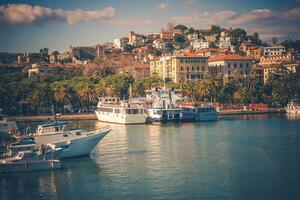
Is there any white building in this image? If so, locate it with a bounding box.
[191,39,210,50]
[263,46,286,56]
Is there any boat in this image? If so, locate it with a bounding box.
[145,87,182,124]
[286,99,300,114]
[179,102,219,122]
[33,120,111,158]
[95,97,146,124]
[9,139,63,160]
[0,150,61,173]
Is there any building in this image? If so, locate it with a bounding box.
[187,32,199,41]
[160,31,174,40]
[246,47,263,61]
[113,37,129,49]
[150,55,209,83]
[191,40,210,50]
[205,34,218,43]
[128,31,145,46]
[263,45,286,56]
[208,54,255,82]
[117,65,150,79]
[260,52,294,65]
[28,64,50,78]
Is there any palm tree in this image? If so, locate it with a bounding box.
[51,83,73,113]
[77,83,97,112]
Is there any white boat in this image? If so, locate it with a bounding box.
[95,97,146,124]
[179,102,219,122]
[33,120,111,158]
[145,87,182,124]
[0,150,61,173]
[286,99,300,114]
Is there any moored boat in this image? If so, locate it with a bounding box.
[286,98,300,114]
[179,102,219,122]
[95,97,146,124]
[145,87,182,124]
[33,120,111,158]
[0,150,61,173]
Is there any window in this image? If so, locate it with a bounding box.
[187,67,189,71]
[246,63,249,68]
[228,71,231,75]
[228,63,231,68]
[240,63,243,68]
[181,67,183,71]
[192,67,194,71]
[197,67,200,71]
[234,63,237,68]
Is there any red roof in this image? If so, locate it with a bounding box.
[209,54,255,62]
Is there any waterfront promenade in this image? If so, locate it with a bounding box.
[8,108,285,122]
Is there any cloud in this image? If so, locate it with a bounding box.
[0,4,116,25]
[156,2,170,10]
[170,7,300,40]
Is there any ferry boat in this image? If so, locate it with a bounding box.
[33,120,111,158]
[145,87,182,124]
[95,97,146,124]
[0,150,61,173]
[286,99,300,114]
[179,102,219,122]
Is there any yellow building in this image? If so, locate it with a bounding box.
[150,56,209,83]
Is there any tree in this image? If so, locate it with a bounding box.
[174,24,188,31]
[253,32,259,39]
[174,35,186,44]
[77,82,97,111]
[167,22,175,31]
[132,76,162,97]
[39,47,49,63]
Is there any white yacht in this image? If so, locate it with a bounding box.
[145,87,182,124]
[179,102,219,122]
[33,120,111,158]
[95,97,146,124]
[286,99,300,114]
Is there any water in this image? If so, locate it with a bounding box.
[1,114,300,200]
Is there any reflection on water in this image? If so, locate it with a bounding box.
[1,114,300,200]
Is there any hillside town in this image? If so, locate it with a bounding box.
[1,24,300,115]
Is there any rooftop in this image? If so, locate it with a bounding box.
[209,54,255,62]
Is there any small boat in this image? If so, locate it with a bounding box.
[33,119,111,158]
[179,102,219,122]
[0,150,61,173]
[286,99,300,114]
[95,97,146,124]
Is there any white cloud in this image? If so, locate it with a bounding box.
[0,4,116,25]
[169,7,300,40]
[156,2,170,10]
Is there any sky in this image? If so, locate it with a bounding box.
[0,0,300,53]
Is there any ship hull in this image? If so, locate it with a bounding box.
[95,111,146,124]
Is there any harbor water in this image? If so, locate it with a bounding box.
[1,114,300,200]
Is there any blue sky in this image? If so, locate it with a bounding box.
[0,0,300,53]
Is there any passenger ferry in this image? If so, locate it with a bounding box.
[145,87,182,124]
[286,99,300,114]
[95,97,146,124]
[179,102,219,122]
